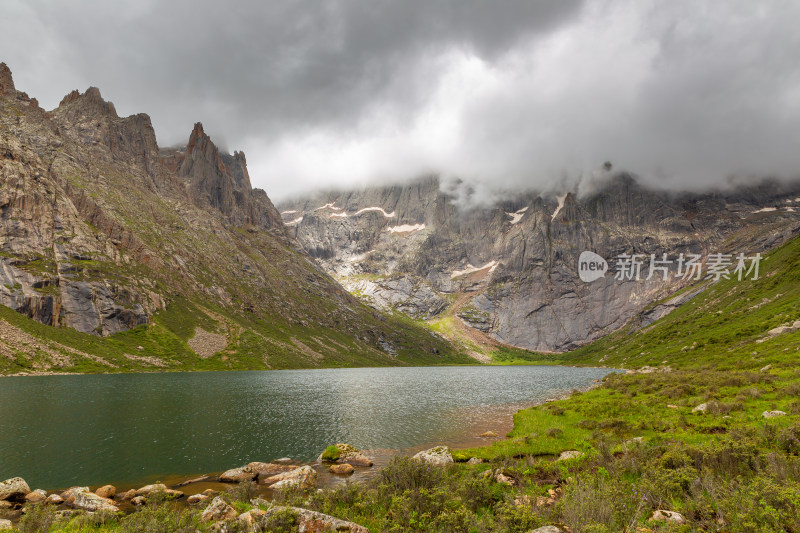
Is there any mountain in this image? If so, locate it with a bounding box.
[0,62,467,374]
[278,174,800,353]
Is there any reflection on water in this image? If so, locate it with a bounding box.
[0,365,614,489]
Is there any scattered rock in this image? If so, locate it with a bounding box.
[330,463,355,475]
[557,450,584,461]
[71,490,119,512]
[651,509,686,524]
[200,496,237,522]
[761,364,772,372]
[45,494,63,505]
[692,403,708,413]
[265,506,369,533]
[667,404,679,409]
[495,470,516,486]
[219,466,257,483]
[130,496,146,506]
[24,489,47,503]
[94,485,116,499]
[763,410,787,418]
[263,465,317,490]
[187,494,208,504]
[237,508,267,531]
[478,431,498,438]
[412,446,454,465]
[134,484,167,496]
[60,486,89,505]
[530,526,565,533]
[0,477,30,501]
[319,444,374,467]
[466,457,483,465]
[117,489,136,501]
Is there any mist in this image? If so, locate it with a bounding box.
[2,0,799,201]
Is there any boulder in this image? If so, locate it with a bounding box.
[530,527,565,533]
[60,486,89,505]
[478,431,498,438]
[651,509,686,524]
[238,508,267,531]
[117,489,136,501]
[692,402,708,413]
[272,457,294,465]
[412,446,454,465]
[134,484,167,496]
[0,477,30,501]
[466,457,483,465]
[247,462,297,479]
[495,470,516,486]
[187,494,208,504]
[130,496,146,506]
[330,463,355,475]
[319,443,374,467]
[71,490,119,512]
[0,501,11,509]
[219,466,257,483]
[0,519,12,530]
[24,489,47,503]
[45,494,64,505]
[94,485,116,499]
[263,466,317,490]
[265,506,368,533]
[763,410,787,418]
[200,496,237,522]
[557,450,584,461]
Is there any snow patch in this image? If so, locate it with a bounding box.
[315,202,342,211]
[552,194,567,221]
[387,223,426,233]
[787,207,796,212]
[354,206,396,218]
[505,206,528,225]
[280,210,297,215]
[329,212,348,218]
[752,207,777,214]
[286,216,304,225]
[450,260,498,279]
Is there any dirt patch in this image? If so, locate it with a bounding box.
[123,353,167,367]
[188,327,228,358]
[290,337,324,361]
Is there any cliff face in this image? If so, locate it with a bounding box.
[279,175,800,352]
[0,62,460,371]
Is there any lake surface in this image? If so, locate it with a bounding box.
[0,366,614,489]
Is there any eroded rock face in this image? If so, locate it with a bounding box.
[280,175,800,352]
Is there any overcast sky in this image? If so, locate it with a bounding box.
[2,0,800,200]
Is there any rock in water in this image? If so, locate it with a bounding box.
[262,465,317,490]
[412,446,454,465]
[201,496,237,522]
[219,466,257,483]
[330,463,355,475]
[319,443,374,467]
[94,485,116,499]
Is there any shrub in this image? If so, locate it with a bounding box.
[16,504,61,533]
[378,456,446,492]
[321,445,341,462]
[547,427,564,438]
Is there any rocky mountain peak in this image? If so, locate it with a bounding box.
[57,86,118,118]
[0,62,15,96]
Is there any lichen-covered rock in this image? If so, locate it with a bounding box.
[763,410,787,418]
[263,465,317,490]
[0,477,30,501]
[71,490,119,512]
[412,446,454,465]
[319,443,374,467]
[200,496,237,522]
[24,489,47,503]
[651,509,686,524]
[219,466,257,483]
[265,506,369,533]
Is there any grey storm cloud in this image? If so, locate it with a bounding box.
[2,0,800,201]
